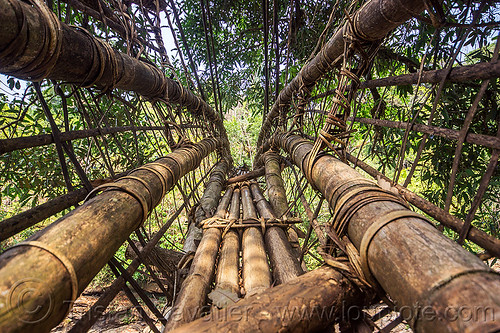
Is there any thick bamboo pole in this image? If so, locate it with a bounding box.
[240,185,272,296]
[274,133,500,333]
[250,182,304,284]
[0,0,231,161]
[163,188,232,332]
[184,160,229,253]
[0,138,220,333]
[256,0,429,160]
[344,152,500,258]
[169,266,371,333]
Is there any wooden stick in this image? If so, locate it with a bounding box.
[226,167,265,185]
[313,60,500,100]
[0,125,200,155]
[349,117,500,150]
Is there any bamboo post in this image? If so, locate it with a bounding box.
[163,187,233,332]
[274,133,500,333]
[168,266,372,333]
[240,185,272,296]
[184,160,229,253]
[250,182,304,284]
[0,138,220,333]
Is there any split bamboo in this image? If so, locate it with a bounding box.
[256,0,429,162]
[0,0,231,161]
[162,187,232,332]
[250,182,304,284]
[274,133,500,333]
[240,185,272,296]
[168,266,372,333]
[212,229,240,302]
[0,138,220,333]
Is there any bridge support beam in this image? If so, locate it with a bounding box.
[0,138,220,333]
[274,133,500,333]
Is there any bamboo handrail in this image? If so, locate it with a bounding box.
[0,138,221,332]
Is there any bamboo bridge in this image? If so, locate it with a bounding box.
[1,0,500,332]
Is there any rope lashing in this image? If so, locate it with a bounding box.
[6,241,79,318]
[0,0,62,81]
[359,210,434,288]
[84,183,149,226]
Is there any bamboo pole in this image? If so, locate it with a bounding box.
[0,0,231,161]
[240,185,272,296]
[256,0,429,163]
[0,126,201,155]
[0,138,220,333]
[312,60,500,100]
[344,152,500,258]
[348,117,500,150]
[168,266,372,333]
[184,160,229,253]
[263,151,305,268]
[250,182,304,284]
[163,188,233,332]
[274,133,500,333]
